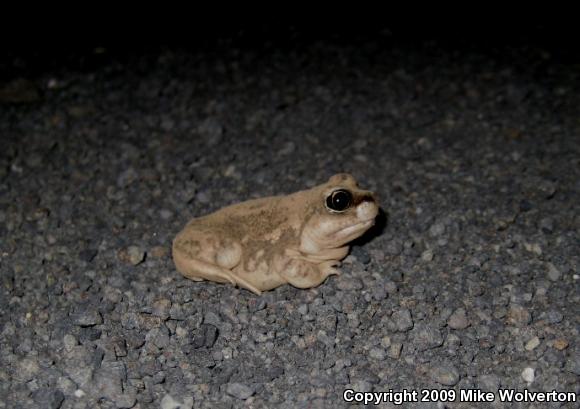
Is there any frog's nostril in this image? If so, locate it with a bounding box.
[361,193,376,203]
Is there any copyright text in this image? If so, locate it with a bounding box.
[342,388,577,405]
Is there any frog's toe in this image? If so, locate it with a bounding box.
[324,267,340,277]
[319,260,341,278]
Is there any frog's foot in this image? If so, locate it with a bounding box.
[174,253,262,295]
[318,260,341,278]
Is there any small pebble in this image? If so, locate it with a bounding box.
[226,382,255,400]
[448,308,470,330]
[160,394,193,409]
[519,199,533,212]
[525,337,540,351]
[351,246,371,264]
[566,353,580,375]
[421,249,434,261]
[159,209,174,220]
[384,280,398,293]
[392,308,414,332]
[385,240,403,256]
[412,323,443,350]
[192,324,219,349]
[521,367,535,383]
[152,299,172,320]
[539,217,554,233]
[552,338,569,350]
[18,358,40,381]
[478,374,500,391]
[430,364,460,386]
[127,246,145,265]
[369,347,386,360]
[507,305,531,327]
[32,389,65,409]
[429,222,446,237]
[79,248,98,262]
[544,310,563,324]
[388,343,403,359]
[336,276,363,291]
[118,246,146,265]
[546,262,562,281]
[73,309,103,327]
[63,334,77,350]
[351,380,373,392]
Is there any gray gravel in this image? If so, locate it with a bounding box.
[1,32,579,408]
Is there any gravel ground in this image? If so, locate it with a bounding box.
[1,31,579,408]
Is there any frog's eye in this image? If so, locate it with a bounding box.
[325,189,353,212]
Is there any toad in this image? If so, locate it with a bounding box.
[172,173,379,295]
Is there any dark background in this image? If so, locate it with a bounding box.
[2,21,579,80]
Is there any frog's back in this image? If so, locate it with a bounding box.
[183,195,284,240]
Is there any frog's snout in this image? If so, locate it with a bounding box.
[356,199,379,222]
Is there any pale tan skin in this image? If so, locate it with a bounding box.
[172,173,379,295]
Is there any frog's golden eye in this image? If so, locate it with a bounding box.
[325,189,353,212]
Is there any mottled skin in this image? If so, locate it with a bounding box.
[172,174,379,295]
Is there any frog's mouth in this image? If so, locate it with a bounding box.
[332,219,375,243]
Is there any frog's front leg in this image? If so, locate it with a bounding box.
[318,260,341,278]
[278,258,339,289]
[172,236,262,295]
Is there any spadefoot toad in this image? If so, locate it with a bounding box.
[172,173,379,295]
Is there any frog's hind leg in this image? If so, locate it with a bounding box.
[178,256,262,295]
[173,242,262,295]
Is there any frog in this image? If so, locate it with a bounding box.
[172,173,379,295]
